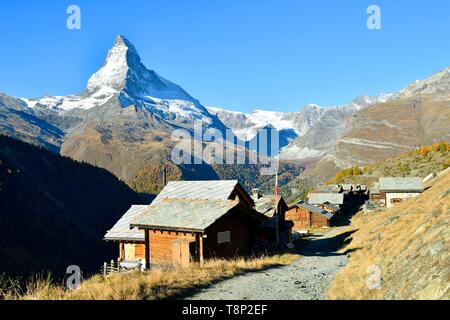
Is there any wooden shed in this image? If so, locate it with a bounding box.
[286,201,335,231]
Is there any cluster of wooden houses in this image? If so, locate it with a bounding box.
[103,176,424,270]
[104,180,349,270]
[314,177,425,213]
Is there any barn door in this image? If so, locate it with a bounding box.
[172,240,195,268]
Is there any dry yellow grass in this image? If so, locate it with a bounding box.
[4,254,298,300]
[329,169,450,300]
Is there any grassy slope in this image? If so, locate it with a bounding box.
[329,169,450,300]
[3,254,299,300]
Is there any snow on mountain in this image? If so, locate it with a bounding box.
[209,108,300,141]
[208,94,390,142]
[20,87,117,112]
[208,93,393,160]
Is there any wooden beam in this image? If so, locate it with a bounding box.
[119,241,125,261]
[199,235,204,266]
[145,230,151,270]
[194,234,200,263]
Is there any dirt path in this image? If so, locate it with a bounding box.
[186,228,349,300]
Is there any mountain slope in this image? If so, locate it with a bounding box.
[0,135,150,278]
[393,67,450,101]
[333,97,450,166]
[209,94,392,160]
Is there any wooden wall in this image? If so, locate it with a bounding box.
[286,207,331,230]
[123,209,261,266]
[310,212,330,228]
[286,207,311,231]
[204,209,259,260]
[149,231,196,265]
[123,243,145,261]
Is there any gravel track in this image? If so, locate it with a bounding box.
[186,228,348,300]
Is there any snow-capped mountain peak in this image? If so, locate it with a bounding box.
[86,35,132,94]
[19,35,215,124]
[87,35,197,103]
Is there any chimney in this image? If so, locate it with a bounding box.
[252,188,260,201]
[162,166,167,188]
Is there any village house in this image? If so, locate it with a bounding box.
[379,177,424,208]
[314,184,343,194]
[104,205,148,265]
[315,184,366,195]
[131,198,266,268]
[317,201,341,215]
[307,193,345,208]
[252,189,294,247]
[370,182,382,203]
[286,201,335,231]
[105,180,285,269]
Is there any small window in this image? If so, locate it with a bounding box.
[217,231,231,244]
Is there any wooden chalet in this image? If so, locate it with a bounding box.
[105,180,274,269]
[286,201,335,231]
[315,184,343,194]
[131,198,265,268]
[307,193,344,207]
[253,192,294,247]
[317,201,341,215]
[370,182,382,202]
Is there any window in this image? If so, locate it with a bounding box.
[217,231,231,244]
[391,198,403,204]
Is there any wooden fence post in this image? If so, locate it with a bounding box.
[103,262,107,276]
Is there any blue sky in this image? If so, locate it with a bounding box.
[1,0,449,113]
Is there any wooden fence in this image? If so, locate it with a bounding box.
[100,260,121,276]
